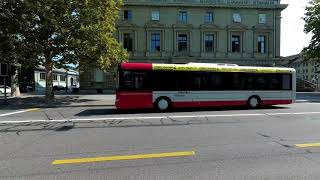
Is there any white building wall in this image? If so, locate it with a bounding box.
[34,70,79,92]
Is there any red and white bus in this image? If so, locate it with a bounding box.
[115,62,296,111]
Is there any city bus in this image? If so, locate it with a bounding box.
[115,62,296,111]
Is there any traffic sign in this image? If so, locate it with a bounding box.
[0,63,8,76]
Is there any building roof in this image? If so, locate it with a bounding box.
[281,54,302,66]
[123,0,287,10]
[35,65,79,75]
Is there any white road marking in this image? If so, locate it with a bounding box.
[0,108,40,117]
[0,111,320,124]
[267,112,320,115]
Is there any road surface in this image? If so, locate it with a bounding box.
[1,102,320,179]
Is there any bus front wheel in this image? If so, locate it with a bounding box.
[248,96,261,109]
[155,97,171,112]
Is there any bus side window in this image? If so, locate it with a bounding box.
[122,71,133,89]
[152,71,177,91]
[269,74,281,90]
[244,74,254,90]
[207,72,223,90]
[255,74,267,90]
[189,72,203,90]
[230,73,241,90]
[133,72,149,90]
[282,74,291,90]
[134,76,143,89]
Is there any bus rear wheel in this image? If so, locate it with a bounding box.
[248,96,261,109]
[155,97,171,112]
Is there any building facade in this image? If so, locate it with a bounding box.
[34,66,79,92]
[80,0,287,93]
[284,54,320,84]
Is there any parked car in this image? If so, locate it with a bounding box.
[0,85,11,95]
[53,85,68,91]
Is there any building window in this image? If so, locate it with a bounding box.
[151,33,161,52]
[233,13,241,23]
[306,69,309,73]
[204,12,213,23]
[259,14,266,24]
[124,10,132,21]
[40,73,45,80]
[60,75,66,82]
[178,11,187,23]
[205,34,214,52]
[231,35,241,52]
[151,11,160,21]
[123,33,133,52]
[258,35,266,53]
[178,34,188,52]
[53,74,58,81]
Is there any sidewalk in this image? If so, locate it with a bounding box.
[0,94,115,110]
[297,92,320,102]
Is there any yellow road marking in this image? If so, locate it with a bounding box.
[52,151,195,165]
[26,108,40,112]
[295,143,320,148]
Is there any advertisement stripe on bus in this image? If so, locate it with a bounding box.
[152,64,293,73]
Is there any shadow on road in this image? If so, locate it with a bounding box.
[75,106,288,116]
[0,105,290,133]
[0,96,97,110]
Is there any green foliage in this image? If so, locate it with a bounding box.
[0,0,35,67]
[303,0,320,60]
[70,0,128,69]
[0,0,127,101]
[1,0,127,69]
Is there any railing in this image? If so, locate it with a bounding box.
[123,0,280,5]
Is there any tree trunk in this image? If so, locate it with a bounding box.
[45,57,54,106]
[11,67,20,97]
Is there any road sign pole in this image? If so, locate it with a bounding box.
[3,76,7,104]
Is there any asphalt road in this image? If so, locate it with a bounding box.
[2,102,320,179]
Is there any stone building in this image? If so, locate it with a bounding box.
[283,54,320,85]
[80,0,287,93]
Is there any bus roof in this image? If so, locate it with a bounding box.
[120,63,295,74]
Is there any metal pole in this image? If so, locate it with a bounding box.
[65,71,68,93]
[4,76,7,104]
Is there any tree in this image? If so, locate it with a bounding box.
[0,0,127,105]
[71,0,128,69]
[0,0,26,97]
[303,0,320,60]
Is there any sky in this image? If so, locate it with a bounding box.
[281,0,312,57]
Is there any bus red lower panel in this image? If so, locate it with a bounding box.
[261,100,293,106]
[172,100,247,108]
[172,99,293,108]
[116,91,153,109]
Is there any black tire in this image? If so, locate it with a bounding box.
[155,97,171,112]
[247,96,261,109]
